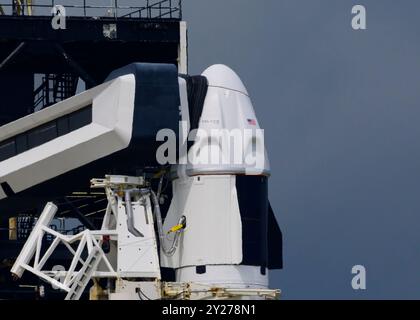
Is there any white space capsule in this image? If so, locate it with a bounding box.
[162,65,281,292]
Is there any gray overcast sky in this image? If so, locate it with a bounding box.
[185,0,420,299]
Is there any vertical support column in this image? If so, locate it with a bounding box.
[11,202,57,278]
[27,0,33,16]
[178,21,188,74]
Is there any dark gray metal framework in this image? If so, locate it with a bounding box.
[0,2,184,299]
[0,1,182,122]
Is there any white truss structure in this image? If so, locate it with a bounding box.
[11,175,161,299]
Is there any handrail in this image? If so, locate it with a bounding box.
[0,0,182,19]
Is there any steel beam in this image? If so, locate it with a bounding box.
[0,42,26,71]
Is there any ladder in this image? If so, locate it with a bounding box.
[65,247,102,300]
[33,73,79,111]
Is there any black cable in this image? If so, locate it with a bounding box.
[136,287,152,300]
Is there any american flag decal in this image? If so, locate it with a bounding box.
[247,119,257,126]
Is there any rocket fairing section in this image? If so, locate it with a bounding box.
[1,63,282,297]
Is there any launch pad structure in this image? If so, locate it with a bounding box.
[0,0,186,124]
[0,0,187,299]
